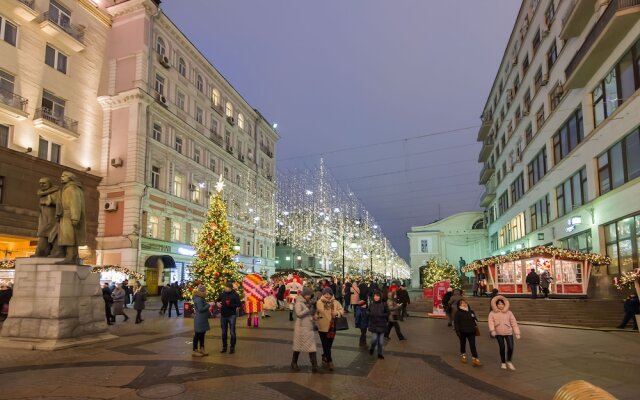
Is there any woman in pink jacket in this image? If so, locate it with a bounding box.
[488,295,521,371]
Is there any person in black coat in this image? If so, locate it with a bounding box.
[167,283,181,317]
[359,282,369,302]
[102,284,114,325]
[276,283,286,310]
[159,283,170,315]
[454,299,482,367]
[216,282,242,353]
[368,291,388,359]
[396,285,411,320]
[442,287,454,327]
[525,269,540,299]
[122,279,131,308]
[617,294,640,330]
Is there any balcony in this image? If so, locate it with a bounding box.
[209,131,223,147]
[38,11,86,52]
[479,164,495,185]
[477,137,494,162]
[259,144,274,158]
[0,0,38,22]
[476,113,493,141]
[33,108,79,140]
[0,87,29,121]
[479,183,496,208]
[565,0,640,89]
[560,0,598,39]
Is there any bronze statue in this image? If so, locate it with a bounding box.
[33,177,61,257]
[55,171,86,265]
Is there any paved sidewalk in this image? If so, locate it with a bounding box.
[0,301,637,399]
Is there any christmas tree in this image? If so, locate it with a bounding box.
[187,175,243,301]
[421,258,462,289]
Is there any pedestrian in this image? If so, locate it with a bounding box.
[525,269,540,299]
[276,281,286,310]
[350,281,361,313]
[167,282,182,317]
[385,287,406,340]
[315,287,344,371]
[110,283,129,322]
[617,293,639,330]
[159,283,170,315]
[355,298,370,347]
[454,299,482,367]
[368,290,388,359]
[122,279,132,308]
[291,287,319,373]
[442,287,454,327]
[396,284,411,320]
[540,270,553,299]
[448,288,464,328]
[359,280,370,304]
[343,279,352,312]
[132,281,147,324]
[192,284,211,357]
[216,281,241,354]
[488,296,521,370]
[102,283,114,325]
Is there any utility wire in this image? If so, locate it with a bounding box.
[339,159,478,183]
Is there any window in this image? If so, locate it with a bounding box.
[529,195,550,231]
[532,28,541,53]
[523,88,531,111]
[210,117,218,134]
[172,221,182,242]
[0,15,17,46]
[223,166,229,179]
[225,101,233,118]
[192,185,201,203]
[527,147,547,188]
[0,124,8,147]
[420,239,432,253]
[593,68,619,126]
[0,70,14,99]
[549,82,563,111]
[45,45,67,74]
[513,75,520,93]
[37,137,61,164]
[498,212,526,248]
[472,219,485,229]
[176,91,185,110]
[196,75,203,92]
[194,147,200,163]
[510,173,525,204]
[174,136,183,153]
[41,91,65,120]
[151,166,160,189]
[522,54,530,75]
[209,158,216,172]
[525,123,533,144]
[552,109,583,163]
[212,89,220,106]
[535,105,545,131]
[152,123,162,142]
[604,214,640,274]
[156,37,165,55]
[49,1,71,29]
[147,215,159,238]
[556,167,588,217]
[154,74,165,95]
[173,174,183,197]
[534,68,543,93]
[178,57,186,77]
[547,40,558,70]
[191,227,199,243]
[598,128,640,194]
[498,191,509,216]
[560,230,592,254]
[545,1,556,26]
[237,113,244,129]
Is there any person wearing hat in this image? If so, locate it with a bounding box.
[216,281,241,354]
[315,287,344,371]
[192,284,211,357]
[291,287,319,372]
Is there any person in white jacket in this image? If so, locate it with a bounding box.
[488,295,521,370]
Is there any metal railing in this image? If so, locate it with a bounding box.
[479,164,495,181]
[209,132,223,146]
[34,108,78,133]
[0,87,28,112]
[259,144,273,157]
[565,0,640,78]
[40,12,85,44]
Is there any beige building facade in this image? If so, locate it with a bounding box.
[478,0,640,298]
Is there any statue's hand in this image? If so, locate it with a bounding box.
[72,219,79,227]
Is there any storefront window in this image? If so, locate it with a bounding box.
[604,214,640,274]
[559,260,582,283]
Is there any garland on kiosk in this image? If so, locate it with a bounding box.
[613,269,640,290]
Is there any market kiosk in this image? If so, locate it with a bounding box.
[462,246,611,297]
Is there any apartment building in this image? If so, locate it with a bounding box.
[0,0,278,291]
[478,0,640,298]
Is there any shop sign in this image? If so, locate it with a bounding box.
[141,242,172,253]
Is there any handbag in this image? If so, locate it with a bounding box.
[334,315,349,331]
[474,326,481,336]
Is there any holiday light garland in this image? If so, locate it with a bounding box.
[613,269,640,290]
[91,265,144,280]
[421,258,462,289]
[461,246,611,273]
[0,260,15,269]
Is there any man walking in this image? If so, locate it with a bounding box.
[216,282,241,354]
[396,284,411,321]
[526,269,540,299]
[167,282,181,317]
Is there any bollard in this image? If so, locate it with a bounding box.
[553,380,617,400]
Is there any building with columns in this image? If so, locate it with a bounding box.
[0,0,278,293]
[478,0,640,298]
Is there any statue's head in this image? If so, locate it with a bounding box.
[38,177,52,190]
[61,171,77,184]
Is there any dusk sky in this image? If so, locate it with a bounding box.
[161,0,522,262]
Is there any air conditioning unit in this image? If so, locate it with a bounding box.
[226,116,235,125]
[226,145,233,154]
[541,28,550,38]
[104,200,118,212]
[239,155,245,162]
[159,54,170,68]
[541,74,549,86]
[156,92,167,106]
[189,183,197,191]
[110,157,123,168]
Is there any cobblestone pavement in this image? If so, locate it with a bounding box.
[0,301,637,400]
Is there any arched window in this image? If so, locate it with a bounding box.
[237,113,244,129]
[211,88,220,106]
[196,75,203,92]
[156,37,165,55]
[472,219,485,229]
[178,57,186,77]
[225,101,233,118]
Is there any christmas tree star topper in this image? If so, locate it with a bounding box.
[215,174,225,193]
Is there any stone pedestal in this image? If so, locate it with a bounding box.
[0,258,116,350]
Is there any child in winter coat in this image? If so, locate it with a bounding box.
[488,295,521,370]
